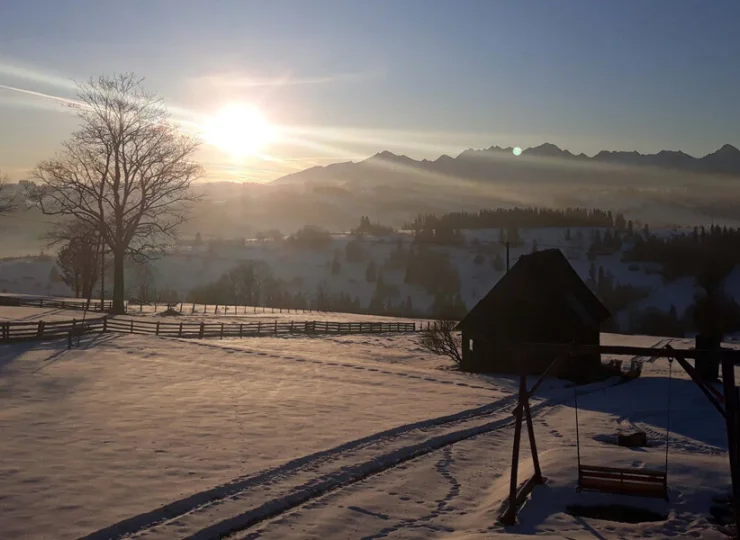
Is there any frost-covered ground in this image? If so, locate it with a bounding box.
[0,326,734,539]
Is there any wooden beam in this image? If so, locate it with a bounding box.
[524,397,542,482]
[516,342,740,362]
[501,376,526,526]
[667,346,726,418]
[511,347,573,417]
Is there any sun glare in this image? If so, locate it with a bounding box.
[203,103,276,158]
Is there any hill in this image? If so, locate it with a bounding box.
[272,143,740,188]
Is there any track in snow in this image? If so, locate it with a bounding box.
[85,378,620,540]
[81,396,515,540]
[83,339,662,540]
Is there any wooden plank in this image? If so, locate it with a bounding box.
[579,464,667,478]
[518,342,740,362]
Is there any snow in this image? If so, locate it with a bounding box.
[636,275,697,318]
[0,326,735,539]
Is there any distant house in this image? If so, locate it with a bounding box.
[455,249,610,378]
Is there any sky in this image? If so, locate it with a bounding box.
[1,0,739,183]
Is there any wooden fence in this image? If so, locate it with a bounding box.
[0,296,114,312]
[0,317,108,342]
[0,317,417,343]
[0,295,353,317]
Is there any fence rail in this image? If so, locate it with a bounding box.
[0,295,370,317]
[0,296,114,312]
[0,316,417,343]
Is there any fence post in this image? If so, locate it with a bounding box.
[290,320,294,333]
[156,322,160,336]
[130,320,134,333]
[67,331,72,350]
[199,322,204,339]
[220,323,224,339]
[40,299,43,308]
[178,322,183,337]
[215,305,218,314]
[257,321,261,335]
[304,321,309,335]
[37,320,44,338]
[103,317,108,333]
[192,303,195,313]
[239,323,243,338]
[274,320,278,334]
[140,303,143,313]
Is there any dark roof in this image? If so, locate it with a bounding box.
[456,249,610,333]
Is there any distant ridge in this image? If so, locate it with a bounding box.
[272,143,740,186]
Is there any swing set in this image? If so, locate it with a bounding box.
[573,357,672,500]
[499,342,740,529]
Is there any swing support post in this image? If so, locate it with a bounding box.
[721,357,740,535]
[500,351,561,525]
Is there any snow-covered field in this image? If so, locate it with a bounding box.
[0,325,734,539]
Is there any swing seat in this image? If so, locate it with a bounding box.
[577,465,668,500]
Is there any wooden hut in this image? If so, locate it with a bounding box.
[455,249,610,378]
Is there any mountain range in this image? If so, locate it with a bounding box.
[272,143,740,186]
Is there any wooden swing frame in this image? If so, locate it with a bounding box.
[499,342,740,530]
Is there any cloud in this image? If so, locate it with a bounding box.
[192,69,383,89]
[0,60,76,91]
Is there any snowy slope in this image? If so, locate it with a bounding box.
[0,225,721,323]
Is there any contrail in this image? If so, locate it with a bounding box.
[0,83,82,108]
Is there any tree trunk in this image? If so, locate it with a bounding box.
[112,249,125,314]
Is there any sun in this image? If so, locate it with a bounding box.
[202,103,276,158]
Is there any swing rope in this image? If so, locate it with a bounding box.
[664,358,674,478]
[573,358,674,477]
[574,385,581,469]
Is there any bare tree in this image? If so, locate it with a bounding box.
[29,74,202,313]
[56,227,100,298]
[419,320,463,365]
[0,170,17,213]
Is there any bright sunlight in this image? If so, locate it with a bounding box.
[202,103,276,158]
